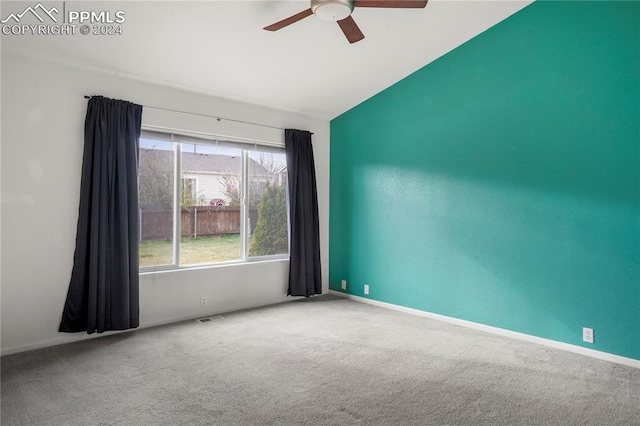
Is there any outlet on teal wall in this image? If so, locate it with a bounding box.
[330,1,640,360]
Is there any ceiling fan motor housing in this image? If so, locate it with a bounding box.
[311,0,354,21]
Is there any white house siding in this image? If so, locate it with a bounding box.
[183,172,233,205]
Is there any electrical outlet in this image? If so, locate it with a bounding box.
[341,280,347,290]
[200,296,207,307]
[583,327,594,344]
[364,284,369,295]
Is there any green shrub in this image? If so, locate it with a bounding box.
[249,182,288,256]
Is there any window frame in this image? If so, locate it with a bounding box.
[139,130,289,273]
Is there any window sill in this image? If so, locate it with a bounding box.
[139,256,289,276]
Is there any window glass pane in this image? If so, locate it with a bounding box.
[139,138,175,267]
[248,151,289,257]
[139,131,289,271]
[180,143,242,265]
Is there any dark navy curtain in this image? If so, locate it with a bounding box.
[59,96,143,334]
[285,129,322,297]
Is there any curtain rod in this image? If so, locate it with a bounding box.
[83,95,312,134]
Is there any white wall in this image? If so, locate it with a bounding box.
[0,52,330,355]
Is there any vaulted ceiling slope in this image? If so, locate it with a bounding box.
[1,1,532,119]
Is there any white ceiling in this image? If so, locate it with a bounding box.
[2,0,532,119]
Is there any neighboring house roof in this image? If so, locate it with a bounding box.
[182,151,241,175]
[140,148,274,176]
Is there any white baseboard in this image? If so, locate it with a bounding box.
[0,329,131,357]
[0,296,294,356]
[329,290,640,369]
[141,295,294,330]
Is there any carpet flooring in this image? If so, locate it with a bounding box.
[2,294,639,425]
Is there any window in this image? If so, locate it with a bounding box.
[138,132,288,270]
[181,178,197,206]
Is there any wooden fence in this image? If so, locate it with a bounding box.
[140,206,258,240]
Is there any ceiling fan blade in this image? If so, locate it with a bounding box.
[337,16,365,44]
[264,8,313,31]
[354,0,428,8]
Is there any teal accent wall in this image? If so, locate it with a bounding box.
[330,1,640,360]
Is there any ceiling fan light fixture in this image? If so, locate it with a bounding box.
[311,0,354,22]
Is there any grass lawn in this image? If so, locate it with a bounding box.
[139,234,241,267]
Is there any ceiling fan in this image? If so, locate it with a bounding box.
[264,0,428,44]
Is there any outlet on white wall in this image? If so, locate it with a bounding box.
[200,296,207,307]
[583,327,594,343]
